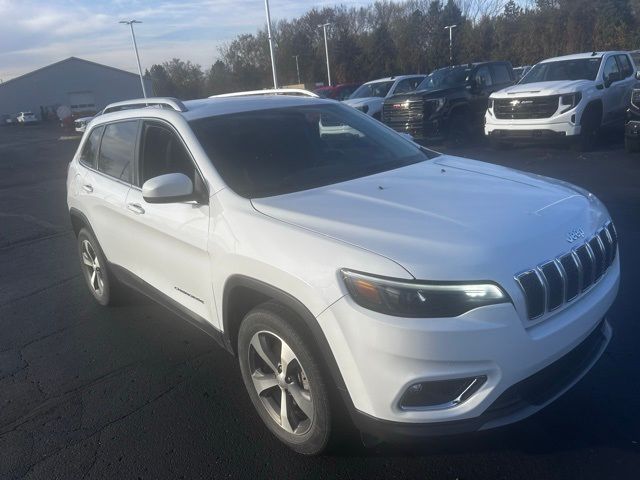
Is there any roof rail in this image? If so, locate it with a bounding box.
[103,97,188,113]
[210,88,319,99]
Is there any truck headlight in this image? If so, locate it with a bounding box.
[427,98,446,113]
[631,89,640,109]
[341,269,510,317]
[560,92,582,113]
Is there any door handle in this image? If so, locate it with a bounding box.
[127,203,145,215]
[82,184,93,193]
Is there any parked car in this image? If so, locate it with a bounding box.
[75,110,102,133]
[343,75,425,119]
[67,92,619,455]
[513,65,531,82]
[314,83,361,101]
[486,51,638,150]
[16,111,38,125]
[624,88,640,152]
[382,62,514,143]
[1,114,15,126]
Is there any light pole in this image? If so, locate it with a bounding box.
[444,24,457,66]
[292,55,301,85]
[119,20,148,98]
[318,23,331,86]
[264,0,278,88]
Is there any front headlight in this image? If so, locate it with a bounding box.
[341,269,510,317]
[427,98,446,113]
[631,89,640,109]
[559,92,582,113]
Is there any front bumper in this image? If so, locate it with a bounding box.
[485,111,581,138]
[317,260,619,436]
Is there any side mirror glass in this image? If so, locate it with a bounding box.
[142,173,194,204]
[635,71,640,81]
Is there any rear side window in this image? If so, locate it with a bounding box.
[617,54,633,78]
[139,122,196,185]
[492,64,512,84]
[98,121,138,183]
[79,126,103,168]
[474,66,493,87]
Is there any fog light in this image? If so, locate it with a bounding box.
[400,375,487,409]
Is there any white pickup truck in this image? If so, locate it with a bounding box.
[485,51,638,150]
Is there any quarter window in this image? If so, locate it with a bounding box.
[98,121,137,183]
[139,122,196,185]
[79,126,103,168]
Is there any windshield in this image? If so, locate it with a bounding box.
[314,88,332,98]
[417,67,471,91]
[190,103,438,198]
[349,81,394,99]
[520,58,602,83]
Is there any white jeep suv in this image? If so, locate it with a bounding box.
[486,51,637,149]
[67,92,619,454]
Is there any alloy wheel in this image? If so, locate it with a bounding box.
[248,331,314,435]
[81,239,104,296]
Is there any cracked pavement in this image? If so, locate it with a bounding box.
[1,124,639,479]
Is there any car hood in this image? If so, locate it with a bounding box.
[343,97,383,108]
[252,156,608,281]
[75,116,94,123]
[492,80,592,98]
[387,87,461,103]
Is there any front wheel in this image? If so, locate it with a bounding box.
[574,108,601,152]
[238,302,333,455]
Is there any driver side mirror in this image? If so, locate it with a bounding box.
[635,71,640,81]
[142,173,198,204]
[605,71,621,88]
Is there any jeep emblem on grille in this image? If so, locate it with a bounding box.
[566,228,586,243]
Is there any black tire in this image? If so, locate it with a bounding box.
[624,136,640,153]
[77,227,124,306]
[446,110,473,147]
[238,301,334,455]
[574,106,601,152]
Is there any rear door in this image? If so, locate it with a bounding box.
[469,65,495,124]
[124,120,213,323]
[80,120,138,269]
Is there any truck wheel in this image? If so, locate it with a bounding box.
[624,136,640,153]
[574,107,601,152]
[238,301,334,455]
[446,110,472,147]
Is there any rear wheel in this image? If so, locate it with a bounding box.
[446,110,473,147]
[238,302,333,455]
[77,228,125,306]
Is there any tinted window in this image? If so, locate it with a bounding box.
[521,58,602,83]
[98,121,137,183]
[190,104,438,198]
[492,64,512,84]
[475,66,493,87]
[79,126,103,168]
[603,56,620,81]
[394,77,423,94]
[140,122,196,185]
[617,54,633,78]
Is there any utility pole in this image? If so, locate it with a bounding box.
[119,20,147,98]
[264,0,278,88]
[444,24,457,66]
[318,23,332,86]
[292,55,301,85]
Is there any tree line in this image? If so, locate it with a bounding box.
[146,0,640,99]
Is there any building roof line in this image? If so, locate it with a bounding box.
[0,57,145,89]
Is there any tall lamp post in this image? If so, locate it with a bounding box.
[264,0,278,88]
[318,23,332,86]
[444,24,457,66]
[292,55,301,85]
[119,20,148,98]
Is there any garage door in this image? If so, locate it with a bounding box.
[68,92,96,113]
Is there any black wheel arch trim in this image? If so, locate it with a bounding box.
[222,274,353,406]
[69,207,95,238]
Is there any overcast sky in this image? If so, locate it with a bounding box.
[0,0,373,81]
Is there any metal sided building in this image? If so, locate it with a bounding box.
[0,57,153,120]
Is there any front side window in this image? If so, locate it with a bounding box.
[603,56,620,82]
[139,122,196,186]
[617,54,633,78]
[79,126,104,168]
[349,81,394,99]
[189,104,439,198]
[520,58,602,83]
[98,121,138,183]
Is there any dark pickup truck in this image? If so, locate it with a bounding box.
[381,61,514,143]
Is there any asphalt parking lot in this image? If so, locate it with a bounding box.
[1,124,639,480]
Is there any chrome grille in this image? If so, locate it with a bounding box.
[494,96,559,119]
[382,100,425,132]
[516,222,618,320]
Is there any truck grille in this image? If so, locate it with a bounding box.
[515,222,617,320]
[382,100,425,132]
[494,96,559,119]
